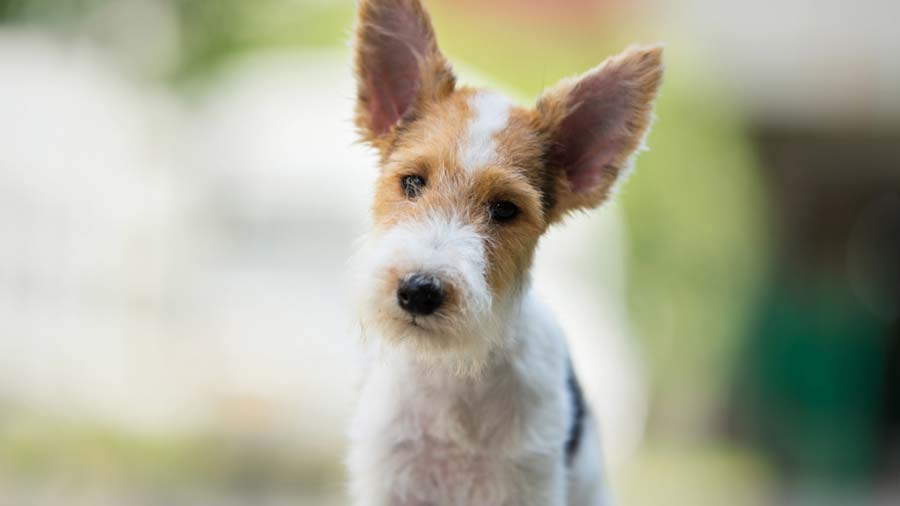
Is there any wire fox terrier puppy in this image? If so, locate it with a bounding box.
[348,1,663,504]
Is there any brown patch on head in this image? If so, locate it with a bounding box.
[470,165,545,297]
[357,50,663,307]
[369,88,475,230]
[369,86,553,296]
[478,107,553,294]
[498,107,560,217]
[354,91,548,316]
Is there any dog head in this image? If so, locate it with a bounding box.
[352,0,663,372]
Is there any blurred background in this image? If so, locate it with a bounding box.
[0,0,898,505]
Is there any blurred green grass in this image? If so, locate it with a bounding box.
[0,403,344,499]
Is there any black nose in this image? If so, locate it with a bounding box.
[397,273,445,316]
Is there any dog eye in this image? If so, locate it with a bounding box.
[401,175,426,198]
[488,200,520,223]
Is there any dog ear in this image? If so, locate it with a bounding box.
[537,45,663,218]
[354,0,456,149]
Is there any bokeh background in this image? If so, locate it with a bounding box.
[1,0,898,505]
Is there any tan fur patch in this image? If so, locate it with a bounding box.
[368,86,552,298]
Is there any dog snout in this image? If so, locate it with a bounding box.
[397,273,445,316]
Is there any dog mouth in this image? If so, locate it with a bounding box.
[397,311,443,333]
[407,313,440,330]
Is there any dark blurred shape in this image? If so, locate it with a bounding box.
[730,127,900,498]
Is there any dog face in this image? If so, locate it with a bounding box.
[353,0,663,372]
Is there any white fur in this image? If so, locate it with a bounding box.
[353,211,504,373]
[349,286,609,505]
[458,91,511,174]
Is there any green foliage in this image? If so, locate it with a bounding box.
[0,0,107,23]
[0,408,342,491]
[171,0,355,81]
[622,57,767,433]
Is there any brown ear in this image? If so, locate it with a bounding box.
[537,45,663,218]
[354,0,455,150]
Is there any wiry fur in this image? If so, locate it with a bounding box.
[348,1,663,504]
[354,212,504,375]
[350,293,575,506]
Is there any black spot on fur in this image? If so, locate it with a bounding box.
[565,361,586,466]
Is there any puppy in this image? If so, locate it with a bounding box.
[348,1,663,504]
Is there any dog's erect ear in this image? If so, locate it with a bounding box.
[537,45,663,218]
[354,0,455,148]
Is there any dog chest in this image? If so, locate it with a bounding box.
[381,396,529,505]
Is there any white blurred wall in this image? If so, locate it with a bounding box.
[660,0,900,127]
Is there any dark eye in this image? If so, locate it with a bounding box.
[401,175,426,198]
[488,200,520,223]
